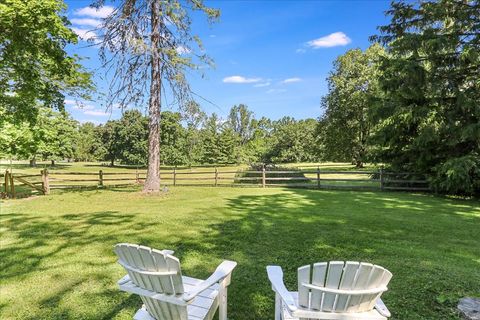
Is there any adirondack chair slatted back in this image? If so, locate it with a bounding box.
[297,261,392,313]
[114,244,187,320]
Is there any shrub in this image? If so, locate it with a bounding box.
[431,154,480,196]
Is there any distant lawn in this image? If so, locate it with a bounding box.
[0,160,375,176]
[1,161,383,196]
[1,187,479,319]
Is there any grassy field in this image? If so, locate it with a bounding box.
[1,185,479,319]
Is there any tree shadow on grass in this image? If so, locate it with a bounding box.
[0,211,138,281]
[172,190,480,319]
[1,189,479,319]
[0,209,153,319]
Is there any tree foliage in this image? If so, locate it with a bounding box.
[75,123,103,162]
[266,117,318,163]
[160,111,188,166]
[371,0,480,195]
[0,107,79,164]
[320,44,385,167]
[183,101,206,165]
[117,110,149,165]
[0,0,92,123]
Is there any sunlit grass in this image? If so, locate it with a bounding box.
[1,186,479,319]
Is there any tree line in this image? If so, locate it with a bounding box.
[0,103,319,166]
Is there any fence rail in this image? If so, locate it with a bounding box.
[1,166,431,198]
[1,171,46,198]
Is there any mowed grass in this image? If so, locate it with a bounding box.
[1,187,479,319]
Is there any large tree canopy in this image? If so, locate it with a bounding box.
[266,117,318,163]
[371,0,480,195]
[320,44,385,167]
[0,107,79,165]
[0,0,92,123]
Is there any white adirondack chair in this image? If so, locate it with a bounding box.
[114,243,237,320]
[267,261,393,320]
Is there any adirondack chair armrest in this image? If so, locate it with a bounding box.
[266,266,297,313]
[183,260,237,301]
[375,298,391,317]
[118,274,130,285]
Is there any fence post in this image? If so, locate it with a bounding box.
[9,171,15,198]
[215,167,218,186]
[262,164,266,188]
[42,169,50,195]
[4,170,9,196]
[173,167,177,186]
[317,166,321,189]
[135,168,139,183]
[380,166,384,191]
[99,170,104,187]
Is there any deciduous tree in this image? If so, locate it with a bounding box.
[0,0,92,123]
[319,44,385,167]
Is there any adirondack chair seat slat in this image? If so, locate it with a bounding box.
[281,292,389,320]
[114,243,236,320]
[119,275,220,304]
[133,296,219,320]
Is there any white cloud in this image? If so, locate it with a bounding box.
[64,99,76,105]
[71,18,102,28]
[74,5,114,19]
[296,48,306,54]
[266,89,286,94]
[84,110,109,116]
[71,27,97,41]
[176,46,191,55]
[282,77,302,84]
[306,32,351,48]
[223,76,262,84]
[254,82,271,87]
[209,34,216,38]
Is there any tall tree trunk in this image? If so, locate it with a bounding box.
[143,0,162,192]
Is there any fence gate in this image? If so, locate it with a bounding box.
[2,170,47,198]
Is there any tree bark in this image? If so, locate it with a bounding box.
[143,0,162,192]
[355,160,364,168]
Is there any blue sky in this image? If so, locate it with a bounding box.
[64,0,391,124]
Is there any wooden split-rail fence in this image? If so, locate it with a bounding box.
[1,167,430,198]
[2,170,49,198]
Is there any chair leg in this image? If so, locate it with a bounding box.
[219,285,228,320]
[275,292,282,320]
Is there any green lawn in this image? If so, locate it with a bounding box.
[1,186,479,319]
